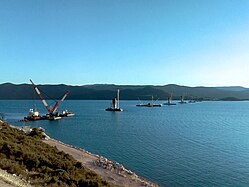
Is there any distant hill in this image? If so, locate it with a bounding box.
[216,86,249,92]
[0,83,249,100]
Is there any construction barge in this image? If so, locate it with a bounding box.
[20,109,74,122]
[105,89,123,112]
[20,80,74,122]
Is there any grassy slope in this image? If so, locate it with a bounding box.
[0,122,113,187]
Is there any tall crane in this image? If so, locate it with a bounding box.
[30,79,69,117]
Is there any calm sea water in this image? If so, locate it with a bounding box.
[1,100,249,187]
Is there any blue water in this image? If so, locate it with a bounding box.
[1,100,249,187]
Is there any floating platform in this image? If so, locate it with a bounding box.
[106,89,123,112]
[136,103,162,107]
[163,103,176,106]
[105,108,123,112]
[20,109,74,122]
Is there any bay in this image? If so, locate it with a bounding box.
[1,100,249,186]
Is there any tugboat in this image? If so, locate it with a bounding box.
[21,107,49,122]
[24,108,42,121]
[59,110,75,117]
[106,89,123,112]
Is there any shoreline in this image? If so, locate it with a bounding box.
[43,136,158,187]
[4,123,159,186]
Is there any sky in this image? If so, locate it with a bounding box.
[0,0,249,87]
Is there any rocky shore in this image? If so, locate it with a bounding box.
[43,137,158,187]
[0,121,158,187]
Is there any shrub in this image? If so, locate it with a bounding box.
[0,123,113,187]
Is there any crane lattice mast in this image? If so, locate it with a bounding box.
[30,79,50,113]
[30,79,69,116]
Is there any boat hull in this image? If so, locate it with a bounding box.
[48,116,62,121]
[59,112,75,117]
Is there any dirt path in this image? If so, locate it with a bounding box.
[0,169,31,187]
[43,138,158,187]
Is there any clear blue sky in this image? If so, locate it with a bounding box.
[0,0,249,87]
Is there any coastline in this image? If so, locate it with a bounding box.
[1,121,159,186]
[42,136,158,187]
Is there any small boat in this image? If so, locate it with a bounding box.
[178,96,187,104]
[106,89,123,112]
[136,96,162,107]
[59,110,75,117]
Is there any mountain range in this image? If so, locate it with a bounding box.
[0,83,249,101]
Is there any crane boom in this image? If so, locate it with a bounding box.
[51,91,69,114]
[30,79,70,116]
[30,79,50,113]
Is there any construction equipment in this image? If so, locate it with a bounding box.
[30,79,70,120]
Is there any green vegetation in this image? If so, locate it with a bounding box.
[0,122,112,187]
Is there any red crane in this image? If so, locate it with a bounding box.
[30,79,69,116]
